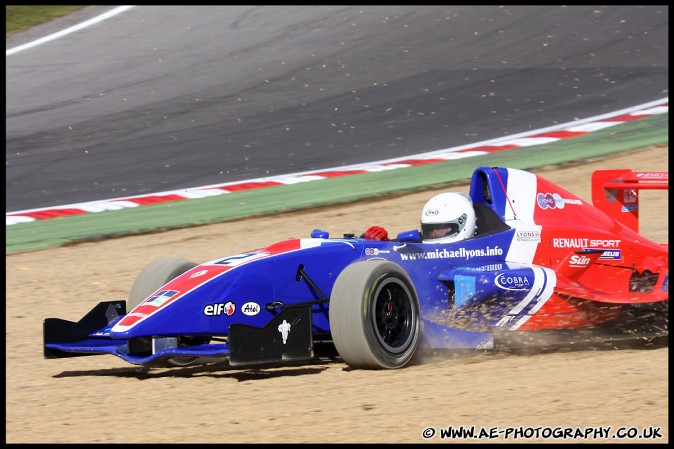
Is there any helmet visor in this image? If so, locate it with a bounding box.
[421,214,466,241]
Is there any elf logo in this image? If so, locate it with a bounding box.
[569,255,591,268]
[204,301,235,316]
[241,302,261,316]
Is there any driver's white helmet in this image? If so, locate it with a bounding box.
[420,192,476,243]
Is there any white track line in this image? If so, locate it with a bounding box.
[6,98,668,225]
[6,6,136,56]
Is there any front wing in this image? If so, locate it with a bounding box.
[44,301,314,366]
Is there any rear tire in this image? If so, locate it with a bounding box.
[329,260,421,369]
[128,258,200,367]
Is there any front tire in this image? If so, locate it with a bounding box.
[128,258,199,309]
[128,258,200,367]
[329,260,421,369]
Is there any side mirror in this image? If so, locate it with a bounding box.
[396,229,422,242]
[311,229,329,238]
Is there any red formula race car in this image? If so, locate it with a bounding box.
[44,166,668,370]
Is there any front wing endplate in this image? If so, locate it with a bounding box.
[228,306,314,366]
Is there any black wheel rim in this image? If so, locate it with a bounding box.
[372,277,416,354]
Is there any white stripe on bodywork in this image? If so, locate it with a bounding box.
[503,168,538,222]
[502,168,541,264]
[498,266,557,330]
[113,240,324,333]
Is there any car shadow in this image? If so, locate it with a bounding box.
[51,356,342,381]
[49,330,666,378]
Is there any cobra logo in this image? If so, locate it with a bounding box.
[494,273,531,291]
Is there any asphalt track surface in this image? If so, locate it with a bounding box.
[6,5,669,213]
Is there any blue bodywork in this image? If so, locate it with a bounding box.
[43,166,557,366]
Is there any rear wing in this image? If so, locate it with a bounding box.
[591,169,668,234]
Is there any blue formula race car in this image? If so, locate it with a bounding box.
[44,165,669,370]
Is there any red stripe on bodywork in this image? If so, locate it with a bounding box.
[115,242,305,329]
[263,239,302,254]
[116,264,232,327]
